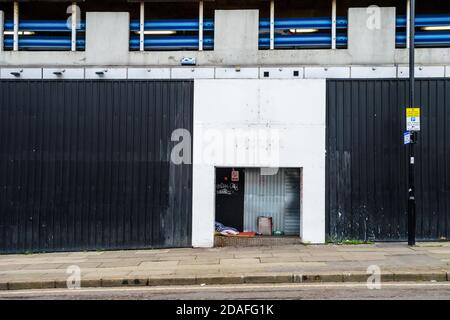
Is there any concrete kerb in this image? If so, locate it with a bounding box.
[1,271,450,290]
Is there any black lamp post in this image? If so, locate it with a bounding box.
[407,0,416,246]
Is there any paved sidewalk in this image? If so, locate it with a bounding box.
[1,242,450,290]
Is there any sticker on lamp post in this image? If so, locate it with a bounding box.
[404,131,412,145]
[406,107,421,131]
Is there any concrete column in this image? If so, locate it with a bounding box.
[0,11,4,52]
[214,10,259,65]
[85,12,130,65]
[348,7,396,64]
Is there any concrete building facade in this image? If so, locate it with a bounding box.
[0,0,449,252]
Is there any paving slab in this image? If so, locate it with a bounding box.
[220,258,260,265]
[178,258,220,265]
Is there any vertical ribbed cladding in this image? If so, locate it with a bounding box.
[243,168,300,235]
[326,79,450,241]
[283,168,301,236]
[0,80,193,253]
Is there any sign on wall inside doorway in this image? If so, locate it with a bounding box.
[231,169,240,182]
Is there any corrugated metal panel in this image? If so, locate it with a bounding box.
[243,168,300,235]
[326,79,450,241]
[284,168,301,235]
[0,80,193,253]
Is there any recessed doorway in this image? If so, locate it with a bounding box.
[214,167,302,246]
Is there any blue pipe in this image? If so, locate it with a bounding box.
[4,20,86,32]
[259,34,347,47]
[259,17,348,30]
[4,36,85,49]
[130,36,213,50]
[130,19,214,32]
[396,14,450,27]
[396,31,450,45]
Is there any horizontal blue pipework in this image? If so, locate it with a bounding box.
[259,34,347,47]
[259,17,348,30]
[130,19,214,31]
[4,20,86,32]
[4,36,85,49]
[396,14,450,27]
[129,35,213,49]
[396,31,450,45]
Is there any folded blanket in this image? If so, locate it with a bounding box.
[215,221,239,234]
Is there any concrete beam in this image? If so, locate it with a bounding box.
[0,11,4,52]
[214,10,259,65]
[85,12,130,65]
[348,7,396,64]
[3,48,450,68]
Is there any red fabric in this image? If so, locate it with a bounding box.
[225,232,256,238]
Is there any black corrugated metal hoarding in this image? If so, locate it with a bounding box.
[0,80,193,253]
[327,79,450,241]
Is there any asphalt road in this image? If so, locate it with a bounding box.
[0,283,450,300]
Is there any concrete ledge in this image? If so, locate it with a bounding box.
[2,48,450,67]
[2,271,449,291]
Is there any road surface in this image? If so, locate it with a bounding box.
[0,282,450,300]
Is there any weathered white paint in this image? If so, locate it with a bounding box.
[0,68,42,79]
[42,68,84,79]
[215,67,259,79]
[304,67,350,78]
[259,67,304,79]
[397,66,446,78]
[84,67,127,79]
[192,79,326,247]
[1,66,450,79]
[127,67,171,79]
[351,66,397,78]
[171,67,215,79]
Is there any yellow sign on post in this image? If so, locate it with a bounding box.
[406,108,420,118]
[406,107,421,131]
